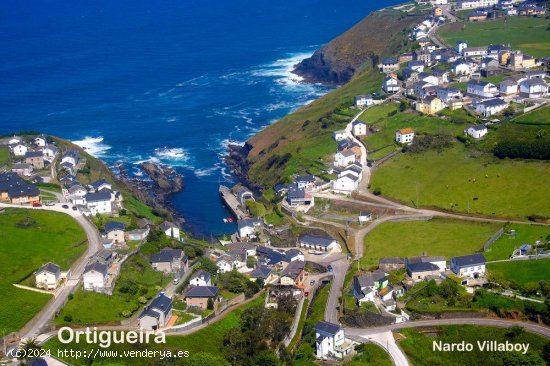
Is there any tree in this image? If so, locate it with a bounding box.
[256,278,265,289]
[246,200,266,218]
[188,352,231,366]
[439,279,459,299]
[199,258,219,276]
[425,279,439,296]
[222,328,248,366]
[246,256,257,269]
[207,298,214,310]
[19,338,42,361]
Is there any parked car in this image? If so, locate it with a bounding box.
[72,206,77,211]
[310,280,316,286]
[327,265,333,272]
[32,202,42,207]
[62,204,69,209]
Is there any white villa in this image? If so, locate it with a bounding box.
[396,128,415,144]
[315,321,354,360]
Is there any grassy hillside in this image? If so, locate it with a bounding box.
[438,17,550,57]
[487,259,550,287]
[0,208,86,333]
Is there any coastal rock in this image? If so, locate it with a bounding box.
[224,142,262,193]
[294,10,424,84]
[140,162,185,193]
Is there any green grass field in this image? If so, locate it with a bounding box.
[399,325,548,365]
[46,295,266,365]
[361,218,500,267]
[56,254,170,325]
[371,143,550,219]
[513,105,550,125]
[362,106,471,160]
[343,343,393,366]
[487,259,550,287]
[0,147,10,166]
[438,17,550,57]
[0,208,86,333]
[484,224,550,261]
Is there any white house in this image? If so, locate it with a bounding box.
[450,253,486,278]
[11,143,28,156]
[458,0,498,9]
[352,121,367,136]
[451,60,470,75]
[103,221,126,244]
[160,221,180,239]
[352,275,375,304]
[83,261,108,291]
[437,87,463,103]
[315,321,354,360]
[8,136,22,145]
[34,135,47,147]
[395,128,415,144]
[332,173,359,193]
[467,80,498,98]
[67,184,87,205]
[85,190,112,215]
[236,218,262,238]
[408,60,425,72]
[499,79,519,96]
[455,41,468,54]
[334,150,356,167]
[61,149,79,167]
[354,95,373,108]
[475,98,508,117]
[382,76,400,93]
[299,235,341,253]
[216,255,234,273]
[139,293,173,331]
[35,262,61,290]
[465,125,488,139]
[333,130,347,142]
[42,144,59,161]
[189,270,212,287]
[519,79,548,98]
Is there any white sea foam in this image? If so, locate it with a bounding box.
[72,136,112,158]
[251,52,312,86]
[194,166,218,177]
[154,147,188,160]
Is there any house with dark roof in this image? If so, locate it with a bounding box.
[61,149,79,167]
[189,270,212,287]
[85,190,113,215]
[103,221,126,244]
[159,221,180,239]
[90,179,112,192]
[237,218,262,238]
[139,293,173,330]
[315,321,354,360]
[287,183,314,207]
[474,98,508,117]
[184,286,220,310]
[379,257,405,271]
[295,175,316,189]
[280,260,305,286]
[451,253,486,277]
[35,262,62,290]
[25,151,45,169]
[465,124,488,139]
[249,266,275,283]
[151,248,187,274]
[298,235,340,253]
[0,172,40,204]
[83,261,109,291]
[256,246,290,269]
[379,57,399,73]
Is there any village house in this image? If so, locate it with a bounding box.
[315,321,354,360]
[66,183,87,205]
[465,125,488,139]
[353,271,388,304]
[499,79,519,96]
[139,293,173,330]
[42,144,59,161]
[525,70,547,80]
[468,9,488,21]
[354,94,373,108]
[125,228,149,241]
[518,2,546,16]
[352,121,367,136]
[24,151,45,169]
[405,256,446,281]
[474,98,508,117]
[103,221,126,244]
[8,136,22,145]
[408,60,425,72]
[379,57,399,73]
[35,262,62,290]
[184,286,220,310]
[286,184,314,207]
[416,96,445,115]
[85,190,112,215]
[159,221,180,239]
[334,150,356,167]
[382,76,400,93]
[333,130,347,141]
[10,143,28,157]
[414,50,432,65]
[249,266,276,284]
[451,59,471,76]
[0,172,41,204]
[458,0,498,10]
[451,253,486,278]
[519,79,548,98]
[395,128,415,144]
[61,149,79,167]
[151,248,187,274]
[216,254,235,273]
[279,260,305,286]
[189,270,212,287]
[462,46,488,59]
[467,80,498,98]
[237,217,262,238]
[83,261,109,291]
[437,87,463,103]
[33,135,47,147]
[11,163,33,177]
[89,179,112,192]
[379,257,405,271]
[298,234,341,252]
[332,171,360,193]
[295,175,316,189]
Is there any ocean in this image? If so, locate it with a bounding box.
[0,0,401,237]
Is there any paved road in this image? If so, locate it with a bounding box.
[324,258,349,324]
[349,331,409,366]
[345,318,550,338]
[0,203,102,340]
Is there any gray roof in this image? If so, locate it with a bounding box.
[159,221,178,231]
[469,124,487,131]
[85,190,112,202]
[151,248,183,263]
[104,221,125,233]
[184,286,219,298]
[237,218,262,230]
[25,151,43,158]
[37,262,61,277]
[452,253,486,267]
[281,260,305,280]
[477,98,507,107]
[0,172,40,198]
[315,321,341,336]
[191,269,211,282]
[521,78,547,87]
[249,266,272,279]
[379,257,404,265]
[407,262,439,273]
[84,261,108,277]
[299,235,335,248]
[91,179,110,189]
[140,293,172,319]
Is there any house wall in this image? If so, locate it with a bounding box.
[107,230,125,243]
[152,262,173,273]
[139,315,159,331]
[186,297,209,310]
[35,272,59,290]
[83,272,106,290]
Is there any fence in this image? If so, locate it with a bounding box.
[483,227,504,251]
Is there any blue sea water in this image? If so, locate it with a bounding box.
[0,0,400,237]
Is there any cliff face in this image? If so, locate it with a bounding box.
[294,10,423,84]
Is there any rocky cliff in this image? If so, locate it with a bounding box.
[294,10,423,84]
